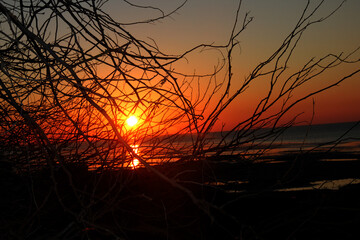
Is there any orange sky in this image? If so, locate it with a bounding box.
[105,0,360,131]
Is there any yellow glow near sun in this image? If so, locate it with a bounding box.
[126,115,138,127]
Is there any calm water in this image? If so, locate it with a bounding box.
[203,122,360,192]
[6,121,358,170]
[200,121,360,156]
[275,121,360,144]
[125,121,360,168]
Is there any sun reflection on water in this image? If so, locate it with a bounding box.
[130,144,140,169]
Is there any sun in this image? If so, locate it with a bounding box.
[126,115,138,127]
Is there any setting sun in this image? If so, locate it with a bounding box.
[126,115,138,127]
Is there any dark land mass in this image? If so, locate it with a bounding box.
[1,151,360,239]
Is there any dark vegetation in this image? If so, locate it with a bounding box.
[1,151,360,239]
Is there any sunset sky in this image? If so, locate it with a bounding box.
[106,0,360,129]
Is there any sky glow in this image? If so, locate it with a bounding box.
[104,0,360,129]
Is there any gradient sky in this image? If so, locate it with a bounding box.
[104,0,360,129]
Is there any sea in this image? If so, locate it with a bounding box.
[3,121,359,190]
[256,121,360,154]
[201,121,360,192]
[165,121,360,158]
[3,121,359,171]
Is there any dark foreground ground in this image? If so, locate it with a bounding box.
[1,151,360,239]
